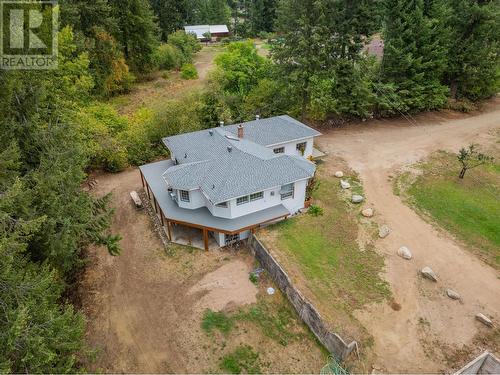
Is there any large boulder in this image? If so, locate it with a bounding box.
[334,171,344,178]
[421,266,438,282]
[378,225,391,239]
[475,313,493,327]
[362,208,374,217]
[340,180,351,189]
[397,246,412,260]
[446,289,461,300]
[351,194,364,203]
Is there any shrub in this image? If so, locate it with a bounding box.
[167,30,201,64]
[249,272,258,284]
[308,204,324,216]
[154,43,181,70]
[180,63,198,80]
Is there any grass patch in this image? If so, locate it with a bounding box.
[401,151,500,268]
[201,296,309,347]
[234,298,303,346]
[202,309,234,335]
[219,345,262,374]
[261,166,390,312]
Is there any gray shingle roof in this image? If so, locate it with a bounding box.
[224,115,321,146]
[161,116,318,204]
[140,160,290,232]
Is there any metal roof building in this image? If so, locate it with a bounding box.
[184,25,230,40]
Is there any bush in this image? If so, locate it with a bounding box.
[154,43,182,70]
[249,272,259,284]
[180,63,198,79]
[308,204,324,216]
[167,30,201,65]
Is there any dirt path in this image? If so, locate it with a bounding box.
[317,102,500,372]
[113,45,221,115]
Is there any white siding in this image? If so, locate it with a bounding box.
[269,137,314,159]
[281,179,307,213]
[176,188,205,209]
[225,179,308,219]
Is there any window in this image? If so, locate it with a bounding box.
[296,142,307,155]
[236,195,249,205]
[250,191,263,201]
[179,190,190,202]
[216,201,228,208]
[273,147,285,154]
[280,183,294,200]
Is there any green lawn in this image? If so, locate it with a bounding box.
[260,166,390,313]
[402,151,500,269]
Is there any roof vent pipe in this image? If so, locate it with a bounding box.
[227,146,232,153]
[237,124,244,139]
[219,121,224,127]
[255,114,260,120]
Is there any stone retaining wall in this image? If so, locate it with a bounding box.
[248,235,358,361]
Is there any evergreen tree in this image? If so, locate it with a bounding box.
[206,0,231,24]
[381,0,449,111]
[151,0,190,40]
[446,0,500,100]
[109,0,160,73]
[273,0,380,118]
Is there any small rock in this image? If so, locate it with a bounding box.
[397,246,412,260]
[340,180,351,189]
[475,313,493,327]
[421,266,438,282]
[334,171,344,178]
[378,225,391,238]
[446,289,460,300]
[362,208,374,217]
[266,287,275,295]
[351,194,364,203]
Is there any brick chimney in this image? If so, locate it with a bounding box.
[237,124,244,139]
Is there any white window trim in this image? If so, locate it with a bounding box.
[236,195,249,205]
[280,183,294,200]
[250,191,263,201]
[296,141,307,151]
[179,190,190,202]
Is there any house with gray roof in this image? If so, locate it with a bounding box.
[139,115,321,250]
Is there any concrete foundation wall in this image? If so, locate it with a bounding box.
[248,235,357,361]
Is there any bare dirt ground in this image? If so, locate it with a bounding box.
[112,45,221,115]
[78,169,325,373]
[316,99,500,372]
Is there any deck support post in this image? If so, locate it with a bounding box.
[153,196,157,213]
[160,209,164,227]
[166,220,172,241]
[203,228,209,251]
[140,170,145,189]
[146,183,151,200]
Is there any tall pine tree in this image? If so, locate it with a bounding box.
[446,0,499,100]
[109,0,159,73]
[273,0,380,118]
[381,0,449,111]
